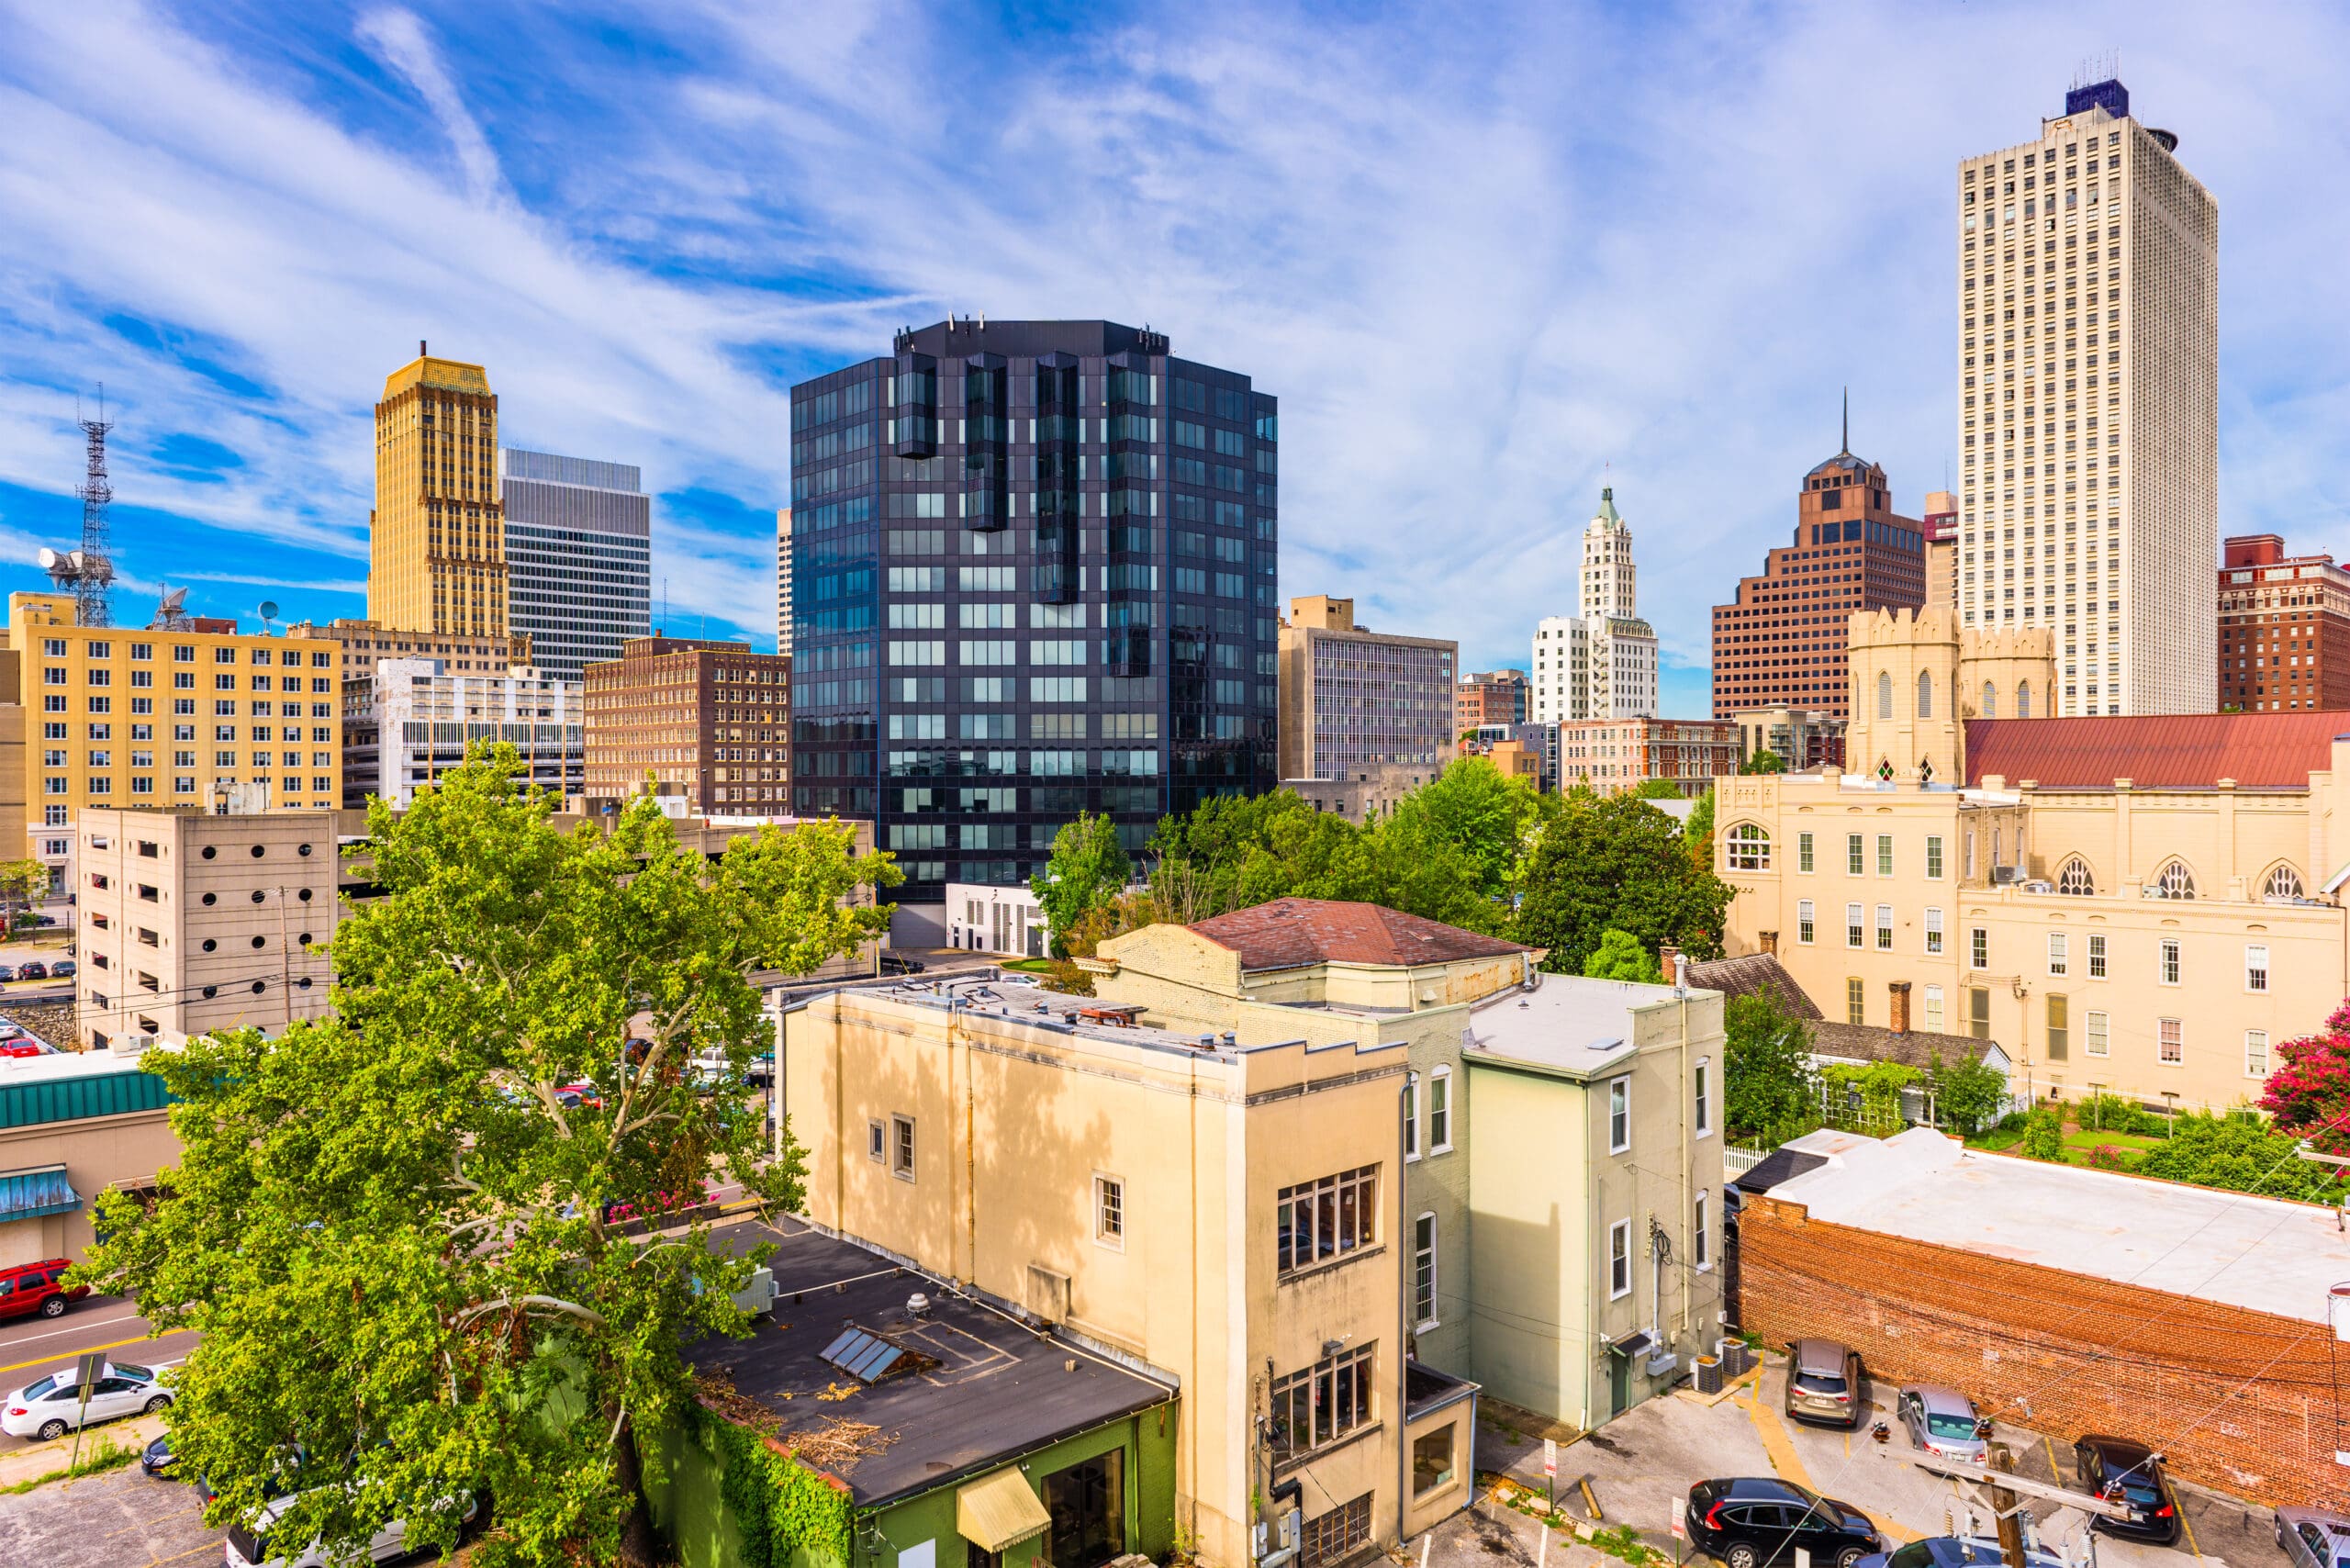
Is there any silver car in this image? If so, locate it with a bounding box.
[2277,1507,2350,1568]
[1896,1383,1986,1463]
[1784,1338,1863,1428]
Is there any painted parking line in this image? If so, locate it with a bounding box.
[0,1329,191,1378]
[1740,1378,1918,1546]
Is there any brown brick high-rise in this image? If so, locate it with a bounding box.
[582,635,790,814]
[2219,533,2350,713]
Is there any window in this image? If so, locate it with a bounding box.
[1694,1058,1711,1138]
[1847,834,1864,875]
[1968,988,1991,1040]
[1797,899,1817,945]
[1094,1175,1125,1247]
[2244,1029,2272,1078]
[2087,1010,2109,1057]
[1874,904,1894,950]
[2057,857,2095,895]
[1965,830,1977,878]
[1608,1219,1632,1298]
[1413,1213,1438,1327]
[1797,832,1815,873]
[1876,835,1894,878]
[1271,1345,1376,1457]
[1403,1073,1418,1160]
[1981,681,1996,718]
[2017,681,2031,720]
[1846,902,1864,947]
[890,1114,915,1179]
[2046,993,2069,1059]
[1412,1428,1456,1499]
[2264,865,2306,902]
[1427,1068,1451,1152]
[1917,670,1933,718]
[1607,1079,1629,1152]
[2152,860,2196,899]
[1877,670,1892,719]
[1276,1167,1379,1274]
[2158,939,2180,985]
[1926,835,1944,879]
[867,1120,884,1161]
[2159,1018,2183,1065]
[2088,934,2107,978]
[1970,927,1988,969]
[1923,984,1945,1032]
[1726,824,1771,871]
[1847,977,1865,1025]
[1301,1495,1373,1568]
[1694,1190,1711,1270]
[1924,907,1944,955]
[2245,945,2269,994]
[2047,933,2068,975]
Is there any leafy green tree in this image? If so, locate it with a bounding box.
[1031,811,1133,955]
[1510,794,1733,973]
[1739,748,1787,775]
[1683,788,1717,873]
[1381,757,1548,904]
[1146,790,1372,919]
[2020,1104,2067,1160]
[1927,1050,2009,1136]
[1580,928,1662,983]
[1629,778,1685,801]
[2132,1110,2343,1203]
[77,747,897,1568]
[1722,984,1818,1143]
[0,857,50,935]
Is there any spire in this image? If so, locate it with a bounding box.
[1594,486,1623,528]
[1841,386,1850,455]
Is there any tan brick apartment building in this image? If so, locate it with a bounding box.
[581,635,789,813]
[1557,717,1740,797]
[2217,533,2350,713]
[1454,669,1528,734]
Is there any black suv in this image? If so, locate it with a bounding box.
[1688,1477,1880,1568]
[2074,1435,2179,1544]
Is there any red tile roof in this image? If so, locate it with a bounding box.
[1964,711,2350,790]
[1186,899,1529,971]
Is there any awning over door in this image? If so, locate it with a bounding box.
[957,1465,1052,1552]
[0,1164,81,1223]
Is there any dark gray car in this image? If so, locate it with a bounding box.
[1895,1384,1986,1462]
[2277,1507,2350,1568]
[1785,1338,1863,1428]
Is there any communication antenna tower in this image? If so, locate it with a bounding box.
[39,387,118,627]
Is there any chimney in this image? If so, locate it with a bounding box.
[1759,930,1778,957]
[1888,980,1912,1036]
[420,339,428,357]
[1660,943,1680,980]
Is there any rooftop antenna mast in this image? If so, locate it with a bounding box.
[39,386,118,627]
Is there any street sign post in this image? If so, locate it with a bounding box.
[1544,1438,1558,1514]
[1672,1497,1687,1567]
[65,1350,106,1477]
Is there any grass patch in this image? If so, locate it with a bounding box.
[0,1432,140,1495]
[2061,1128,2164,1153]
[1967,1126,2026,1152]
[1000,958,1054,973]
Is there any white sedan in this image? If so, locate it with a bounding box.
[2,1361,173,1440]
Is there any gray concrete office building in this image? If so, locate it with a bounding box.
[499,448,654,681]
[789,319,1278,926]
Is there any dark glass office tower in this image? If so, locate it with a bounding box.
[789,319,1278,913]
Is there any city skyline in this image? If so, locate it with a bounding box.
[2,6,2347,717]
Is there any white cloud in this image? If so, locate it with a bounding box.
[353,7,507,207]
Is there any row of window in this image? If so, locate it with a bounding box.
[39,639,330,666]
[1795,899,2267,990]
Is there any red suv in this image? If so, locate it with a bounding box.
[0,1260,88,1321]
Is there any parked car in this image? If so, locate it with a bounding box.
[50,958,76,978]
[0,965,17,983]
[2277,1506,2350,1568]
[2,1361,173,1440]
[0,1258,89,1321]
[228,1487,481,1567]
[1686,1477,1880,1568]
[1895,1384,1986,1462]
[141,1428,179,1476]
[880,952,925,975]
[554,1081,603,1111]
[16,959,47,980]
[2074,1435,2179,1544]
[0,1042,49,1058]
[601,1180,716,1225]
[1784,1338,1865,1428]
[1856,1537,2065,1568]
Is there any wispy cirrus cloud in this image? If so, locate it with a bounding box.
[0,0,2346,715]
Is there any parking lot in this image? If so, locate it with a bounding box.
[0,1462,216,1567]
[1418,1357,2286,1568]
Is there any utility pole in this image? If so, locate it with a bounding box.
[1990,1445,2028,1568]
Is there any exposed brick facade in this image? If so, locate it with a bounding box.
[1739,1193,2341,1509]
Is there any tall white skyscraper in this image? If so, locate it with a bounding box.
[776,507,794,659]
[499,449,654,681]
[1531,488,1658,723]
[1955,77,2217,715]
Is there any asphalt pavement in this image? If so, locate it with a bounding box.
[0,1296,197,1458]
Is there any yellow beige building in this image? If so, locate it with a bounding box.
[1718,606,2350,1112]
[783,976,1477,1568]
[6,592,343,887]
[371,348,508,639]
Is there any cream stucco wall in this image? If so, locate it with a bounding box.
[0,1105,177,1267]
[784,988,1412,1568]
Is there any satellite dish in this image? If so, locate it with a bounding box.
[259,600,280,621]
[37,547,57,570]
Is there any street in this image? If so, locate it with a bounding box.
[0,1295,197,1458]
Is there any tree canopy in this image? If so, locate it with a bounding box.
[2260,996,2350,1155]
[1580,929,1662,983]
[78,748,897,1567]
[1738,748,1787,775]
[1030,810,1132,954]
[1721,982,1818,1143]
[1511,793,1734,974]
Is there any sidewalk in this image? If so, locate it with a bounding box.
[0,1412,165,1493]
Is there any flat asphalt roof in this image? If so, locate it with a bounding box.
[1767,1127,2350,1325]
[690,1219,1173,1506]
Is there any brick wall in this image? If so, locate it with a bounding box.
[1740,1193,2342,1509]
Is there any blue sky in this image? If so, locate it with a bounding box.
[3,3,2348,717]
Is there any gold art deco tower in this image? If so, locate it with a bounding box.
[369,346,508,639]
